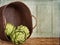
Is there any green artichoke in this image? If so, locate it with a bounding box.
[5,23,16,35]
[10,31,26,44]
[17,25,30,39]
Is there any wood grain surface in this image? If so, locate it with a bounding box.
[0,38,60,45]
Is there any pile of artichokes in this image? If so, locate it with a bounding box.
[5,23,30,44]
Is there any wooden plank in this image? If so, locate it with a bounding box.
[0,38,60,45]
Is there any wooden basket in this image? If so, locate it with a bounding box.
[0,1,37,43]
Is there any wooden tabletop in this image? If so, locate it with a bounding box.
[0,38,60,45]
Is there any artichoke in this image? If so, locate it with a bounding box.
[10,31,26,44]
[17,25,30,39]
[5,23,16,35]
